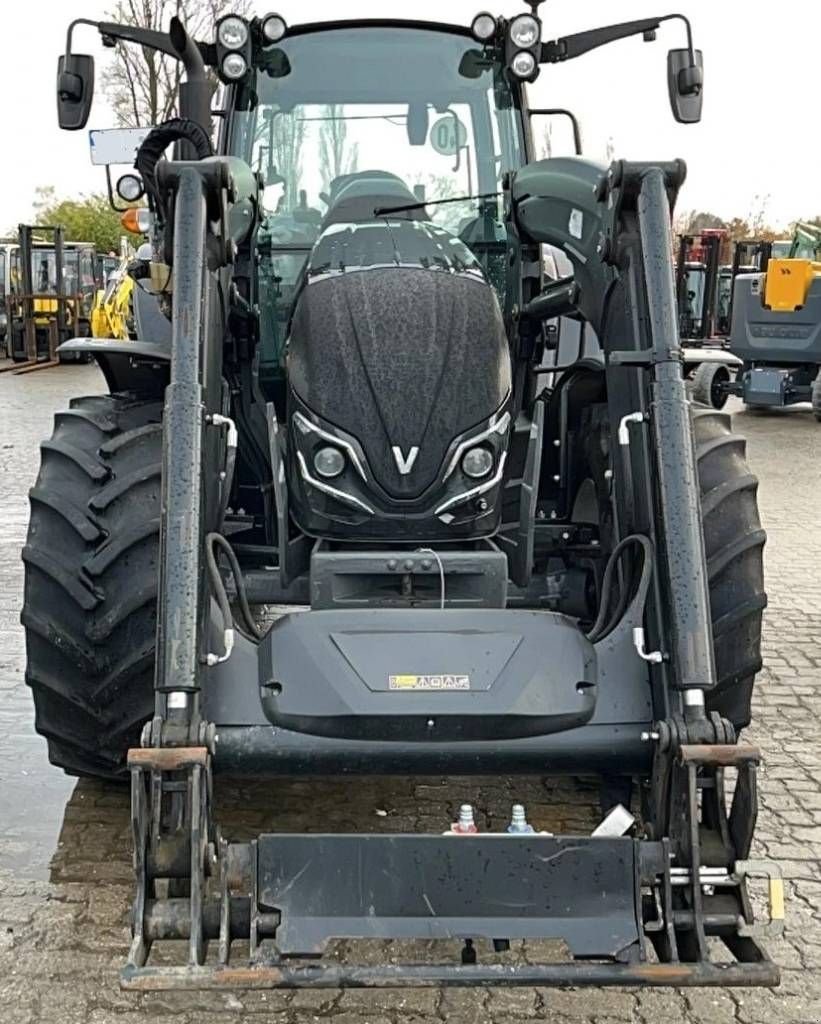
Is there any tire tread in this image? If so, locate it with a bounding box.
[694,404,766,728]
[23,394,162,778]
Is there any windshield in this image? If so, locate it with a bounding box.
[230,27,522,382]
[21,249,96,301]
[679,265,706,335]
[35,251,60,293]
[232,27,522,227]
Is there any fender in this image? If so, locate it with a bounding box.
[58,338,170,395]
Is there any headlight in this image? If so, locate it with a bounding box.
[462,447,494,479]
[217,16,249,49]
[471,13,497,42]
[509,14,540,49]
[510,51,537,79]
[115,173,144,203]
[221,53,248,80]
[314,446,346,479]
[261,14,287,43]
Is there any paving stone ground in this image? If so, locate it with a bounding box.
[0,363,819,1023]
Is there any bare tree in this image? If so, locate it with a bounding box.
[674,210,726,235]
[748,194,775,240]
[319,106,359,194]
[102,0,250,128]
[269,112,307,210]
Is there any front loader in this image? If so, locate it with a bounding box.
[23,4,781,990]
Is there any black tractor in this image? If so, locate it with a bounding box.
[25,3,780,992]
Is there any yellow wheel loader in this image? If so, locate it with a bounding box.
[90,255,135,340]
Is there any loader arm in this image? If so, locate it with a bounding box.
[34,4,779,996]
[120,149,778,989]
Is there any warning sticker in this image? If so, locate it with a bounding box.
[389,674,471,691]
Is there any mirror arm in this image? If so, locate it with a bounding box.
[542,12,695,65]
[66,18,208,78]
[65,19,100,56]
[668,12,696,63]
[542,18,662,63]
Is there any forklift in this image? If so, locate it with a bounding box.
[716,239,772,335]
[675,229,743,407]
[676,228,728,340]
[0,240,16,354]
[677,233,773,341]
[1,225,96,373]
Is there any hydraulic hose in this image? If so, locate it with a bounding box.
[586,534,654,644]
[135,118,214,207]
[205,532,263,644]
[204,533,235,665]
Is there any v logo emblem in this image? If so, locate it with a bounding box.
[392,446,419,475]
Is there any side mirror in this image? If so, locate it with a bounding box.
[458,49,489,80]
[57,54,95,131]
[667,48,704,124]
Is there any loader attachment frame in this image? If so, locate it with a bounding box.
[122,155,780,989]
[123,741,779,989]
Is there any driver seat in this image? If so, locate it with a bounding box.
[322,170,426,227]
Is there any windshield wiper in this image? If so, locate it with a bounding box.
[374,191,501,218]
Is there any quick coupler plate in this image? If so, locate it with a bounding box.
[123,831,781,990]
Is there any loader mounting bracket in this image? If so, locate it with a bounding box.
[597,159,687,268]
[123,738,781,990]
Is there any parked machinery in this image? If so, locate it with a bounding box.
[676,228,729,340]
[675,229,741,407]
[27,2,783,993]
[1,225,96,373]
[0,240,16,353]
[677,233,783,409]
[90,256,135,340]
[725,225,821,416]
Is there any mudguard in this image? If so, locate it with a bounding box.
[510,156,612,333]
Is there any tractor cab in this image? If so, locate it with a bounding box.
[238,22,525,394]
[228,23,526,540]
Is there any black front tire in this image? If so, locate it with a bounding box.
[694,406,767,729]
[23,394,162,778]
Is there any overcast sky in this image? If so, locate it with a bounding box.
[0,0,816,231]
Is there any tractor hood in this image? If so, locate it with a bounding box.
[287,218,512,508]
